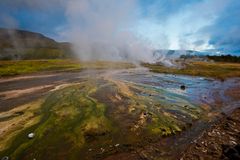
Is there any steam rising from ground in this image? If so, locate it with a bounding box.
[1,0,238,63]
[65,0,153,62]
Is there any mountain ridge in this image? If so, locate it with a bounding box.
[0,28,74,60]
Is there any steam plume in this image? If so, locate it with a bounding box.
[65,0,153,62]
[1,0,238,62]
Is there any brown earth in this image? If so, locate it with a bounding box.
[181,108,240,160]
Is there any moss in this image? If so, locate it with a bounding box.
[0,99,43,152]
[148,115,182,136]
[0,81,114,159]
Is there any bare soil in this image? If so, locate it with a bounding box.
[181,108,240,160]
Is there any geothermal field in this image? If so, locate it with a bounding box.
[1,0,240,160]
[0,60,240,160]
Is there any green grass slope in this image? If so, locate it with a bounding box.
[0,28,74,60]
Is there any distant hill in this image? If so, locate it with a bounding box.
[0,28,74,60]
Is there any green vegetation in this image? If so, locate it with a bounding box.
[0,81,114,159]
[21,48,72,60]
[0,60,135,77]
[0,48,73,60]
[207,54,240,63]
[0,28,74,60]
[180,54,240,63]
[144,61,240,80]
[0,60,82,77]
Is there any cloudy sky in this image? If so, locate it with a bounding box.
[0,0,239,55]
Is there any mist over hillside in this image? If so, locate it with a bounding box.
[0,28,74,60]
[1,28,239,64]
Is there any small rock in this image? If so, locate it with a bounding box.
[207,132,213,137]
[115,144,120,147]
[235,145,240,152]
[140,151,148,159]
[208,144,218,151]
[184,105,189,109]
[180,85,186,90]
[28,133,35,139]
[223,147,239,159]
[1,156,9,160]
[202,149,207,153]
[88,148,92,152]
[195,146,201,150]
[230,141,237,145]
[229,136,237,141]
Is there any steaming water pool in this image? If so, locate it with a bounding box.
[0,68,239,160]
[114,68,239,111]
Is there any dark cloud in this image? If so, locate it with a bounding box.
[0,0,239,56]
[193,40,205,46]
[209,28,240,51]
[0,0,66,11]
[0,0,67,39]
[204,0,240,53]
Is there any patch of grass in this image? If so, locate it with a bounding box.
[22,48,71,60]
[143,61,240,79]
[0,59,82,77]
[80,61,136,70]
[0,60,135,77]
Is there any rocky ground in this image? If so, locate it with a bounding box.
[181,108,240,160]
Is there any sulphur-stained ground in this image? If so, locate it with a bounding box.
[0,67,240,160]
